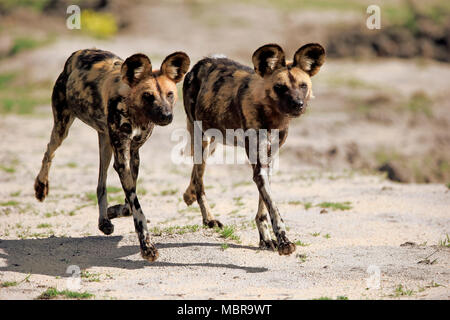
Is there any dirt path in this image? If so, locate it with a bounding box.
[0,1,449,300]
[0,113,448,300]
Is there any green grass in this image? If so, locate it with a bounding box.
[150,224,201,236]
[0,165,16,173]
[37,223,51,229]
[0,71,51,114]
[438,234,450,248]
[216,225,240,242]
[294,240,310,247]
[81,271,101,283]
[405,92,433,117]
[297,254,307,263]
[160,188,178,196]
[37,288,94,300]
[8,37,47,56]
[288,200,302,206]
[221,243,229,250]
[323,233,331,239]
[1,281,18,288]
[84,192,97,204]
[393,284,414,297]
[10,191,21,197]
[304,202,313,210]
[0,0,52,12]
[0,200,20,206]
[106,186,122,194]
[317,201,352,211]
[311,232,320,237]
[313,296,348,300]
[66,162,77,168]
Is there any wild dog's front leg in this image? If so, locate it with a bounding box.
[248,133,295,255]
[253,163,296,255]
[256,195,277,250]
[97,132,114,235]
[107,148,139,220]
[112,141,158,262]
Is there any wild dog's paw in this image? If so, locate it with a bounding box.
[204,219,223,229]
[259,239,278,251]
[183,189,197,206]
[34,178,49,202]
[141,245,159,262]
[98,219,114,235]
[278,241,296,256]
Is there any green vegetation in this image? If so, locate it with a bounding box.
[1,281,18,287]
[297,254,307,263]
[438,234,450,248]
[294,240,310,247]
[0,0,52,12]
[84,192,97,204]
[37,287,94,300]
[405,92,433,117]
[160,188,178,196]
[317,201,352,211]
[106,186,122,194]
[8,36,52,57]
[37,223,51,229]
[0,274,30,288]
[0,200,20,206]
[221,243,229,250]
[81,10,118,39]
[0,71,51,114]
[81,270,101,283]
[311,232,320,237]
[150,224,201,236]
[216,225,240,242]
[393,284,414,297]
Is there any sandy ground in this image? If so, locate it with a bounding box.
[0,1,449,300]
[0,107,449,300]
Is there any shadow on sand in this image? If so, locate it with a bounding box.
[0,236,268,277]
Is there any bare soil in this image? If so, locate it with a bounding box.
[0,1,449,300]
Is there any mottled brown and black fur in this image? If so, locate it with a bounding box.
[183,43,325,255]
[34,48,190,261]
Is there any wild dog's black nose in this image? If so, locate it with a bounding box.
[293,99,304,109]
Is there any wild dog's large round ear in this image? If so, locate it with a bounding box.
[252,44,286,78]
[293,43,325,77]
[121,53,152,87]
[161,52,190,83]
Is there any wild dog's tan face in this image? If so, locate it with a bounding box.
[121,52,190,125]
[252,43,325,117]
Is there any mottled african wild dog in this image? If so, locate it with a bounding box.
[183,43,325,255]
[34,49,190,261]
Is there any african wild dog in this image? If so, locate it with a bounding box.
[182,43,325,255]
[34,49,190,261]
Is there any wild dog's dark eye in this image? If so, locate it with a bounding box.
[142,92,155,103]
[167,91,174,100]
[300,83,308,89]
[273,84,288,94]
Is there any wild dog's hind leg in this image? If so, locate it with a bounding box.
[35,76,74,201]
[112,140,158,261]
[183,119,197,205]
[97,132,114,235]
[184,121,222,228]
